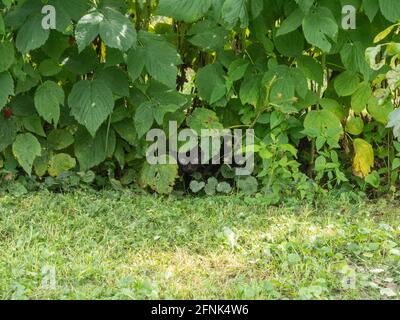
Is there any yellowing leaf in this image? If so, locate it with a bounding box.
[353,138,374,178]
[374,25,395,43]
[100,41,107,63]
[48,153,77,177]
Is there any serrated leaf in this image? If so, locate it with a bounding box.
[157,0,212,22]
[127,31,181,88]
[68,79,114,137]
[222,0,249,28]
[47,129,74,151]
[304,110,343,147]
[95,66,129,97]
[75,8,136,52]
[302,7,338,52]
[0,71,14,109]
[240,74,262,107]
[16,14,50,53]
[187,108,223,134]
[0,41,15,72]
[196,64,226,104]
[139,155,178,194]
[48,153,76,177]
[188,20,228,51]
[34,81,64,125]
[0,117,17,152]
[12,133,41,175]
[74,126,116,171]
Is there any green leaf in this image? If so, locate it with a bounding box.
[99,7,137,51]
[205,177,218,196]
[217,181,232,194]
[189,180,206,193]
[95,66,129,97]
[222,0,249,28]
[113,119,137,145]
[237,176,258,195]
[275,30,304,57]
[49,0,91,33]
[334,71,360,97]
[51,0,91,22]
[135,101,154,139]
[16,14,50,53]
[295,0,314,13]
[74,126,116,171]
[368,98,393,124]
[196,64,226,104]
[320,98,346,120]
[240,74,262,107]
[346,116,364,136]
[68,80,114,137]
[351,82,372,114]
[23,115,46,137]
[304,110,343,147]
[276,8,304,37]
[340,42,372,78]
[392,158,400,170]
[0,71,14,109]
[187,108,223,133]
[139,155,178,194]
[0,117,17,152]
[228,59,249,82]
[127,31,181,88]
[12,133,41,175]
[302,7,338,52]
[363,0,379,21]
[38,59,62,77]
[34,81,64,125]
[156,0,212,22]
[47,129,74,151]
[48,153,77,177]
[188,20,228,51]
[297,55,324,85]
[0,41,15,72]
[75,8,136,52]
[379,0,400,22]
[0,12,5,35]
[250,0,264,19]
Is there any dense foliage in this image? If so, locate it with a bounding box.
[1,0,400,201]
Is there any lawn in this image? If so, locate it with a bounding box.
[0,191,399,300]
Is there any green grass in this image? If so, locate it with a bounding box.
[0,191,399,300]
